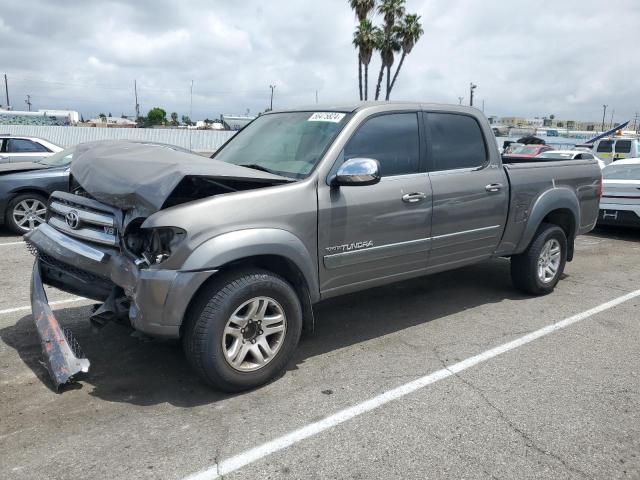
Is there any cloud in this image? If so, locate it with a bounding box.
[0,0,638,123]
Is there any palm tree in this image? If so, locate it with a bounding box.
[353,20,379,101]
[170,112,178,126]
[387,14,423,99]
[349,0,376,100]
[349,0,375,21]
[374,0,405,100]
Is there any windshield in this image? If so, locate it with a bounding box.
[38,147,75,167]
[213,111,349,179]
[512,146,541,155]
[603,163,640,180]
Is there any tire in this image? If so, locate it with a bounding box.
[5,193,48,234]
[182,269,302,392]
[511,223,567,295]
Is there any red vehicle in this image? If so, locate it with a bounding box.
[503,144,553,161]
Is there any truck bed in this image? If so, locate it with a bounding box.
[496,159,601,256]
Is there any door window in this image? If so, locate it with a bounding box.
[6,139,49,153]
[596,140,613,153]
[343,113,420,177]
[427,113,487,171]
[614,140,631,153]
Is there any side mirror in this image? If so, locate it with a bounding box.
[333,158,381,187]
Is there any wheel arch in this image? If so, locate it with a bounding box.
[8,187,51,199]
[180,229,319,335]
[516,188,579,261]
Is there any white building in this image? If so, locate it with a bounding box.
[87,116,137,127]
[37,109,80,124]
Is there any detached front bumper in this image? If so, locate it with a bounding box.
[30,260,90,389]
[25,223,217,387]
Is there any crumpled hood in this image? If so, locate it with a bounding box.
[70,141,290,216]
[0,162,49,175]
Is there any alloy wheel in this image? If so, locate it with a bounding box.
[537,238,561,283]
[12,199,47,232]
[222,296,287,372]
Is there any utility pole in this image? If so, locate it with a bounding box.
[469,82,477,107]
[24,94,32,111]
[633,112,638,132]
[482,99,485,112]
[458,96,463,105]
[134,80,140,120]
[190,80,194,121]
[3,74,9,109]
[269,85,276,111]
[609,108,615,130]
[601,104,607,132]
[315,90,318,104]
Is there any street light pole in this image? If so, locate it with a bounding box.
[469,83,477,107]
[601,104,607,132]
[269,85,276,111]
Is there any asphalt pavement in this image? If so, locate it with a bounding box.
[1,226,639,480]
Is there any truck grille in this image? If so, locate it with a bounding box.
[47,193,118,247]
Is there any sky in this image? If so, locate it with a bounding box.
[1,0,638,123]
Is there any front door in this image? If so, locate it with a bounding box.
[317,112,432,297]
[424,112,508,271]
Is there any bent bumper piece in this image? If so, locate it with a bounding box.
[31,260,90,389]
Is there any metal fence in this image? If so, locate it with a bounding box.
[0,125,236,153]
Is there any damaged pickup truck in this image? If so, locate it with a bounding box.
[25,103,602,391]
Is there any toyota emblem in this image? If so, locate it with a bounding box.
[65,210,80,229]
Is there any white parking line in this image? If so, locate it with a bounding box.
[0,297,85,316]
[183,289,640,480]
[0,241,24,247]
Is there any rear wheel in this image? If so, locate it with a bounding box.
[5,193,48,234]
[511,223,567,295]
[183,269,302,392]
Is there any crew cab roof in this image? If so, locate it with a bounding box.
[270,102,480,115]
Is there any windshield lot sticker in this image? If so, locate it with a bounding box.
[308,112,346,123]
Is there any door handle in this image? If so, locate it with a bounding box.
[402,192,427,203]
[485,183,503,192]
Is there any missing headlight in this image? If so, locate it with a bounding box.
[125,225,185,265]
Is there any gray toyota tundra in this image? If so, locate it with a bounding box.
[24,103,602,391]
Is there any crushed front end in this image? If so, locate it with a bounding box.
[25,191,215,389]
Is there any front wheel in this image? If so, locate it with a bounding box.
[511,223,567,295]
[183,269,302,392]
[6,193,48,233]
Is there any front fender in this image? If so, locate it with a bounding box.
[181,228,319,301]
[516,187,580,253]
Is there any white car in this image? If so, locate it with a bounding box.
[0,135,63,164]
[536,149,606,169]
[598,158,640,228]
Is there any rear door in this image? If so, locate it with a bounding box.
[424,112,508,270]
[317,111,432,296]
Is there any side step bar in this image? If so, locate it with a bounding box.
[30,260,90,389]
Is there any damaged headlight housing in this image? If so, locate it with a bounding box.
[125,226,186,265]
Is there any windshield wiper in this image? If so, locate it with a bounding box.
[237,163,297,182]
[238,163,277,174]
